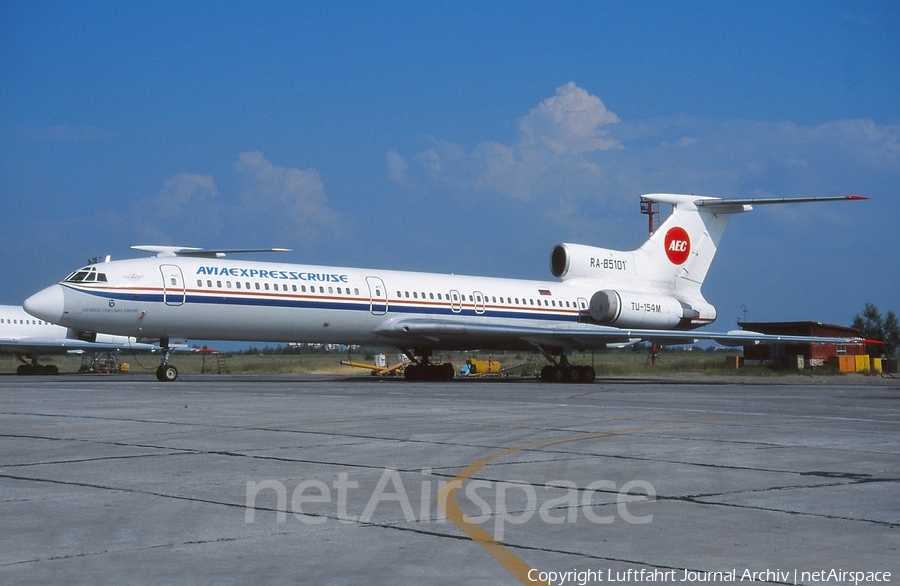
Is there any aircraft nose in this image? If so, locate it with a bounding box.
[24,285,66,324]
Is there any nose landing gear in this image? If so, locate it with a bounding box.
[155,338,178,382]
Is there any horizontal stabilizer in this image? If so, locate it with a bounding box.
[695,195,868,207]
[640,193,868,215]
[132,245,291,258]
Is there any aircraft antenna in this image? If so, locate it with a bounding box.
[640,196,660,234]
[641,197,661,365]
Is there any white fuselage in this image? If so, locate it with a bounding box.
[23,194,865,368]
[0,304,151,355]
[23,254,713,351]
[0,305,69,340]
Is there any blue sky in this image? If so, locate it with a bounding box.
[1,1,898,331]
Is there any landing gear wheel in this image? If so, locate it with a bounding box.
[440,362,455,381]
[540,365,565,382]
[156,364,178,382]
[580,365,596,383]
[404,364,421,381]
[401,348,455,382]
[404,362,455,381]
[15,363,59,375]
[551,365,565,382]
[540,362,595,383]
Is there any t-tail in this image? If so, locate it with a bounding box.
[550,193,867,330]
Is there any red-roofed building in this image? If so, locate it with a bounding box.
[739,321,865,367]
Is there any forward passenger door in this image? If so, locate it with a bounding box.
[160,265,186,306]
[366,276,388,315]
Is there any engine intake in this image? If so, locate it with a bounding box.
[550,243,634,280]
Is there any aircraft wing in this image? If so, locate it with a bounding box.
[374,318,858,350]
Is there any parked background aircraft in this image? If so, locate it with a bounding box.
[23,193,866,382]
[0,304,162,374]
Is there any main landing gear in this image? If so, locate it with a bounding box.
[539,354,596,384]
[403,349,455,381]
[155,338,178,382]
[16,355,59,375]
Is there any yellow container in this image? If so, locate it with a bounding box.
[854,354,871,372]
[724,355,742,369]
[465,358,501,375]
[872,358,882,373]
[828,355,855,373]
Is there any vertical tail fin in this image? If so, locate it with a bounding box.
[635,193,867,287]
[550,193,864,329]
[635,194,750,289]
[552,193,865,291]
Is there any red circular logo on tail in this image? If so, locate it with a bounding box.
[664,227,691,265]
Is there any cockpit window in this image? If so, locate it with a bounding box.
[64,266,108,283]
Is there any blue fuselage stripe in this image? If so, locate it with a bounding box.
[64,286,578,323]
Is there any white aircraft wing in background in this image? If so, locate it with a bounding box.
[0,304,162,374]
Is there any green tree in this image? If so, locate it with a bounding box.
[852,303,899,357]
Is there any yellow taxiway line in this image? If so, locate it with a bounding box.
[437,424,668,585]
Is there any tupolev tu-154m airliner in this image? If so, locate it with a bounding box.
[24,193,867,382]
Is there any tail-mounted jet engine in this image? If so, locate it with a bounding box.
[550,242,713,330]
[550,243,630,280]
[589,290,702,329]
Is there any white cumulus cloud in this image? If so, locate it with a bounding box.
[233,151,338,243]
[390,82,622,202]
[518,81,622,155]
[123,172,222,244]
